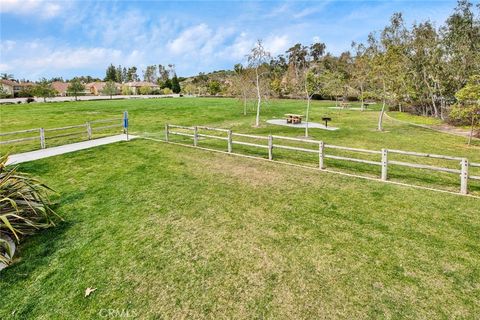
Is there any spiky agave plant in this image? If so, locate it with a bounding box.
[0,154,60,266]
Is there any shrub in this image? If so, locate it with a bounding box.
[121,85,133,95]
[0,155,60,267]
[139,86,151,95]
[162,88,173,95]
[26,98,35,103]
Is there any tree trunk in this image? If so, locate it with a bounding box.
[255,68,261,127]
[469,114,475,145]
[305,94,311,137]
[360,84,364,111]
[378,80,386,131]
[430,94,438,118]
[243,93,247,116]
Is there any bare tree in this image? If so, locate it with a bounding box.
[302,66,324,137]
[233,64,254,115]
[247,40,271,127]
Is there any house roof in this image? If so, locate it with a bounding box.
[0,79,18,86]
[86,82,106,90]
[51,81,70,93]
[125,81,159,88]
[86,82,121,90]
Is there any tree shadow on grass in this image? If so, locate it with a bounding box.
[0,219,74,283]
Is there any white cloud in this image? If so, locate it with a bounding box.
[292,2,332,19]
[264,35,289,55]
[0,40,141,79]
[167,24,212,55]
[220,32,254,60]
[0,0,66,18]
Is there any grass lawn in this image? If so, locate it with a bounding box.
[386,111,445,126]
[0,98,479,318]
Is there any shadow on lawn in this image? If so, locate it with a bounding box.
[0,219,74,282]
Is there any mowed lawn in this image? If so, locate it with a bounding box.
[0,98,479,318]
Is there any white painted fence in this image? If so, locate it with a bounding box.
[0,113,127,151]
[165,124,480,195]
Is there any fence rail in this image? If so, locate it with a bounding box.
[165,124,480,195]
[0,113,128,151]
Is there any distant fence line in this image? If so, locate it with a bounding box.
[0,112,128,151]
[165,124,480,196]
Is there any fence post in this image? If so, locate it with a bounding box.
[381,148,388,181]
[227,130,232,153]
[165,124,169,142]
[86,122,92,140]
[123,111,129,140]
[319,141,325,169]
[39,128,45,149]
[460,158,469,195]
[268,135,273,160]
[193,126,198,147]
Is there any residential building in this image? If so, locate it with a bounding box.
[125,81,159,94]
[51,81,70,97]
[86,82,121,96]
[0,80,35,97]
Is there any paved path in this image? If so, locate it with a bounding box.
[6,134,136,166]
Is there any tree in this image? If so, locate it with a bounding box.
[303,67,324,137]
[115,65,123,83]
[171,75,181,93]
[105,64,117,82]
[143,65,158,83]
[309,42,326,62]
[351,42,372,111]
[33,78,55,102]
[248,40,271,127]
[102,81,117,99]
[139,85,151,95]
[162,87,173,95]
[441,0,480,96]
[126,67,138,82]
[182,83,196,95]
[0,73,14,80]
[207,80,221,95]
[121,85,132,95]
[67,79,85,101]
[450,75,480,144]
[232,63,254,115]
[0,86,11,98]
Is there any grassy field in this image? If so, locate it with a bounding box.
[0,98,479,318]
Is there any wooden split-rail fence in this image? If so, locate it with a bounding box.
[165,124,480,195]
[0,112,128,151]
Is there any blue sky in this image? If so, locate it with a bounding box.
[0,0,467,80]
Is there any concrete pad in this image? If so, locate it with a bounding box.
[266,119,339,131]
[6,134,136,166]
[328,107,367,110]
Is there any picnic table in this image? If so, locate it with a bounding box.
[285,114,303,124]
[340,102,351,109]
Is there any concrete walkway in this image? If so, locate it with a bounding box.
[6,134,136,166]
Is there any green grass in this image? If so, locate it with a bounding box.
[387,111,444,126]
[0,98,479,318]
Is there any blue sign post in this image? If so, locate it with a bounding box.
[123,111,129,141]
